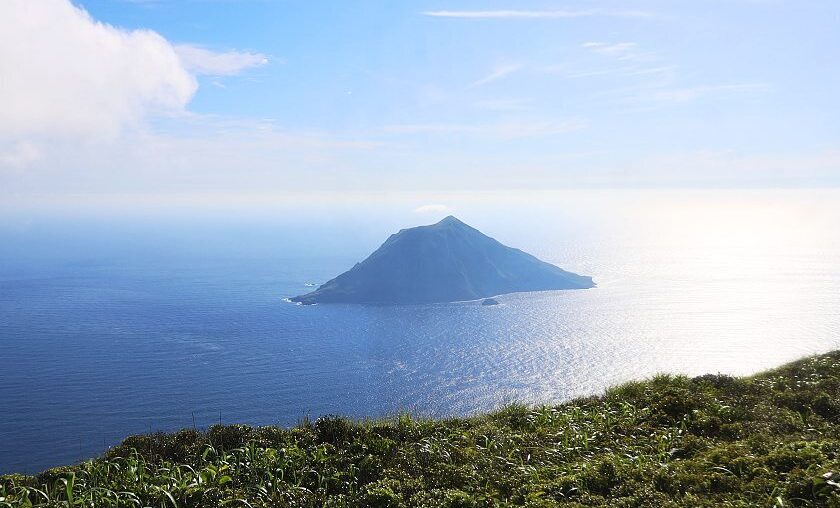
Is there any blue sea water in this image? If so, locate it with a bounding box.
[2,190,840,474]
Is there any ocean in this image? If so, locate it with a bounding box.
[1,190,839,474]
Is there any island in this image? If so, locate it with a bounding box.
[291,215,594,305]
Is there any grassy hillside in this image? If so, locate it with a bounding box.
[2,352,839,507]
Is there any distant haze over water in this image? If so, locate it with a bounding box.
[1,190,839,474]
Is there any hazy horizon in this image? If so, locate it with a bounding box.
[3,189,839,473]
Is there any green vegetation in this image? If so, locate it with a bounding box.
[2,352,839,507]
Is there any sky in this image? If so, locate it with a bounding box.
[1,0,839,215]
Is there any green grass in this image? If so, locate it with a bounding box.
[2,352,839,507]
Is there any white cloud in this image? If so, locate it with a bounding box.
[0,0,268,171]
[0,0,197,140]
[422,10,654,19]
[467,64,522,88]
[414,204,450,214]
[175,45,268,76]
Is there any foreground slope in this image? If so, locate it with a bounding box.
[292,216,594,305]
[3,351,839,507]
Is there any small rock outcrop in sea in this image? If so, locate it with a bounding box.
[481,298,500,306]
[290,215,594,305]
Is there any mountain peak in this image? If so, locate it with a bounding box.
[437,215,462,224]
[291,218,594,305]
[431,215,467,229]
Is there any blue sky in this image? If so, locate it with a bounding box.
[1,0,839,213]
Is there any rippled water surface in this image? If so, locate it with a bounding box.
[2,190,839,473]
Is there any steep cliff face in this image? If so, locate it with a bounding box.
[291,216,594,305]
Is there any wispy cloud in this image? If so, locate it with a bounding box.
[542,40,768,110]
[472,98,534,111]
[580,41,662,64]
[542,42,672,82]
[582,42,640,59]
[119,0,164,5]
[649,83,771,103]
[604,149,840,187]
[550,65,675,80]
[467,64,522,88]
[379,120,586,139]
[587,82,772,113]
[175,45,268,76]
[422,9,655,19]
[0,141,40,170]
[414,204,450,214]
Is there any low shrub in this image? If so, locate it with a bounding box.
[2,351,839,507]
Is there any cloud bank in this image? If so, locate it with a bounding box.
[0,0,269,163]
[0,0,197,141]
